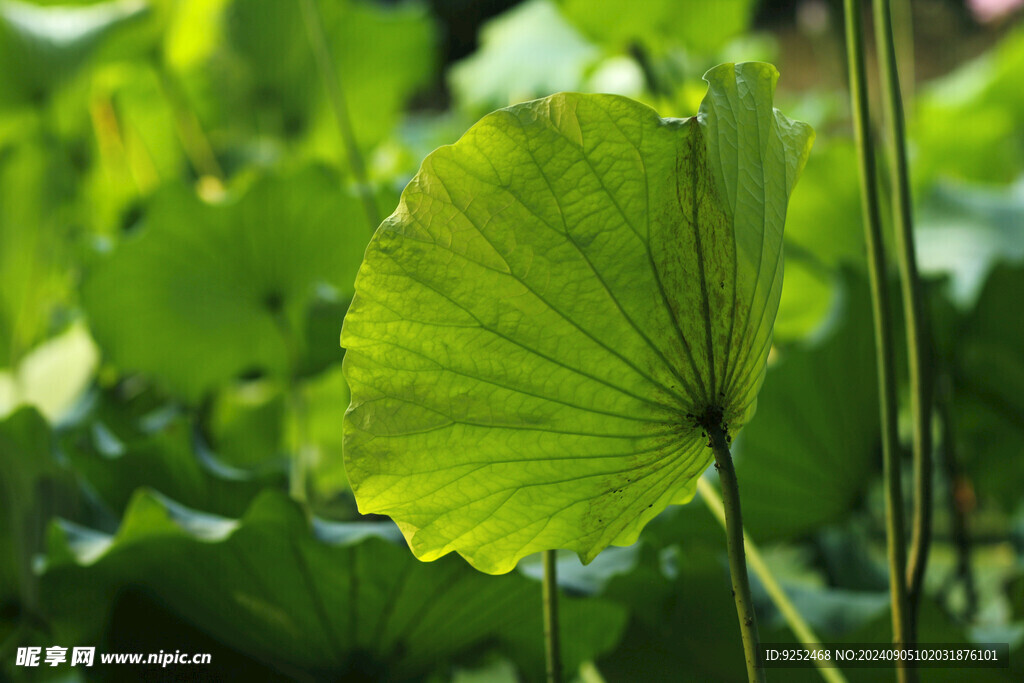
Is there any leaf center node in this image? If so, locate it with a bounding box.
[689,405,730,448]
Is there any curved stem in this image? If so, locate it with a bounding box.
[697,478,849,683]
[299,0,380,233]
[843,1,913,679]
[542,549,562,683]
[708,424,765,683]
[871,0,933,636]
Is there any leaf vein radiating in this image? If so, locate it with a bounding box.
[342,62,814,574]
[353,395,666,439]
[386,217,688,409]
[406,438,691,540]
[725,243,783,402]
[402,431,707,569]
[642,178,712,404]
[721,109,789,399]
[527,111,709,406]
[721,107,784,398]
[360,445,675,471]
[686,126,720,398]
[629,111,713,404]
[719,76,768,390]
[368,464,496,506]
[434,443,681,512]
[707,71,762,398]
[353,337,674,424]
[439,496,576,559]
[350,291,676,414]
[508,113,703,406]
[708,85,749,396]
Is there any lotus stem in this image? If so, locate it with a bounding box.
[698,478,849,683]
[843,1,913,679]
[708,422,765,683]
[871,0,934,637]
[155,63,224,182]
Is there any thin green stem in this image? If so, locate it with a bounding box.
[155,62,224,181]
[871,0,934,634]
[843,2,913,680]
[542,549,562,683]
[697,478,849,683]
[298,0,380,233]
[707,424,765,683]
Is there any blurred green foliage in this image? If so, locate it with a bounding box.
[0,0,1021,680]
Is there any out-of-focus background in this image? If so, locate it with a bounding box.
[0,0,1022,680]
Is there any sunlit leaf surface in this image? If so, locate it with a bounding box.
[343,62,813,573]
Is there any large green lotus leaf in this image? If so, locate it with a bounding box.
[734,276,879,541]
[342,62,813,573]
[40,490,626,681]
[558,0,754,56]
[83,166,369,401]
